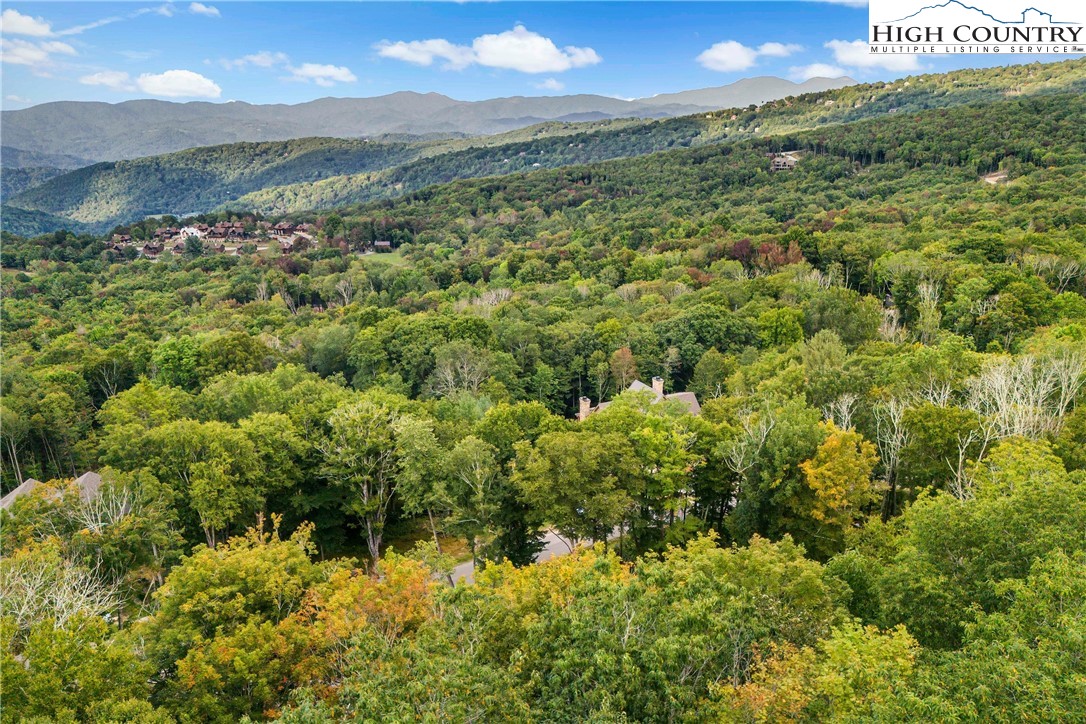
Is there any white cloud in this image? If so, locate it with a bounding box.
[535,77,564,91]
[39,41,77,56]
[189,2,220,17]
[0,37,76,66]
[286,62,357,87]
[219,52,356,87]
[1,5,178,40]
[757,42,803,58]
[376,25,601,74]
[826,39,920,72]
[80,70,136,91]
[0,9,54,36]
[137,69,222,97]
[376,39,475,70]
[120,49,158,60]
[790,63,848,81]
[221,50,288,70]
[473,25,600,73]
[697,41,759,72]
[5,94,31,104]
[697,39,803,72]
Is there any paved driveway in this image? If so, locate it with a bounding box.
[451,530,575,584]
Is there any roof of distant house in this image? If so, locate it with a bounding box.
[0,478,40,510]
[591,379,701,416]
[0,471,103,510]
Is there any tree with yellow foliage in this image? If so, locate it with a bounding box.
[800,422,880,530]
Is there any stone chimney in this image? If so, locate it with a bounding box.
[577,396,592,421]
[652,376,664,397]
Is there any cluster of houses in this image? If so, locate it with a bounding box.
[107,220,396,260]
[108,221,317,259]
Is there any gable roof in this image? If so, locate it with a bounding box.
[74,471,103,502]
[0,471,104,510]
[0,479,40,510]
[591,380,701,416]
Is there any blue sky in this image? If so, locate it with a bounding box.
[0,1,1079,108]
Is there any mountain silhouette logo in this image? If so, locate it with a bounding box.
[885,1,1074,24]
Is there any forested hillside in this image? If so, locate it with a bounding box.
[6,137,421,230]
[235,58,1086,213]
[7,59,1083,234]
[2,82,1085,722]
[0,119,648,232]
[1,167,69,200]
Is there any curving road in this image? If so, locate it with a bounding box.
[451,530,575,584]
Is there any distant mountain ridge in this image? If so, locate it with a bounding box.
[5,59,1084,236]
[639,76,849,108]
[0,76,854,164]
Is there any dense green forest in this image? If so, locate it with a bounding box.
[0,119,655,233]
[5,138,421,230]
[1,166,68,200]
[7,59,1084,234]
[237,59,1086,215]
[2,74,1086,722]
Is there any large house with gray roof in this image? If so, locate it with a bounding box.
[577,377,701,421]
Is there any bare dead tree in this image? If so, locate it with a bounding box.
[1054,258,1084,293]
[1048,346,1086,424]
[915,281,942,345]
[914,374,954,408]
[964,349,1086,441]
[822,392,859,430]
[666,281,692,301]
[969,295,998,319]
[873,397,911,520]
[335,277,356,307]
[69,483,133,535]
[279,287,298,315]
[724,408,777,490]
[947,428,988,501]
[879,308,906,343]
[430,346,489,397]
[1,555,119,636]
[1025,254,1084,293]
[255,280,271,302]
[94,359,124,401]
[797,268,833,290]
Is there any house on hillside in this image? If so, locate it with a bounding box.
[374,240,393,252]
[141,242,163,259]
[577,377,701,421]
[179,226,206,239]
[0,471,104,511]
[769,152,799,172]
